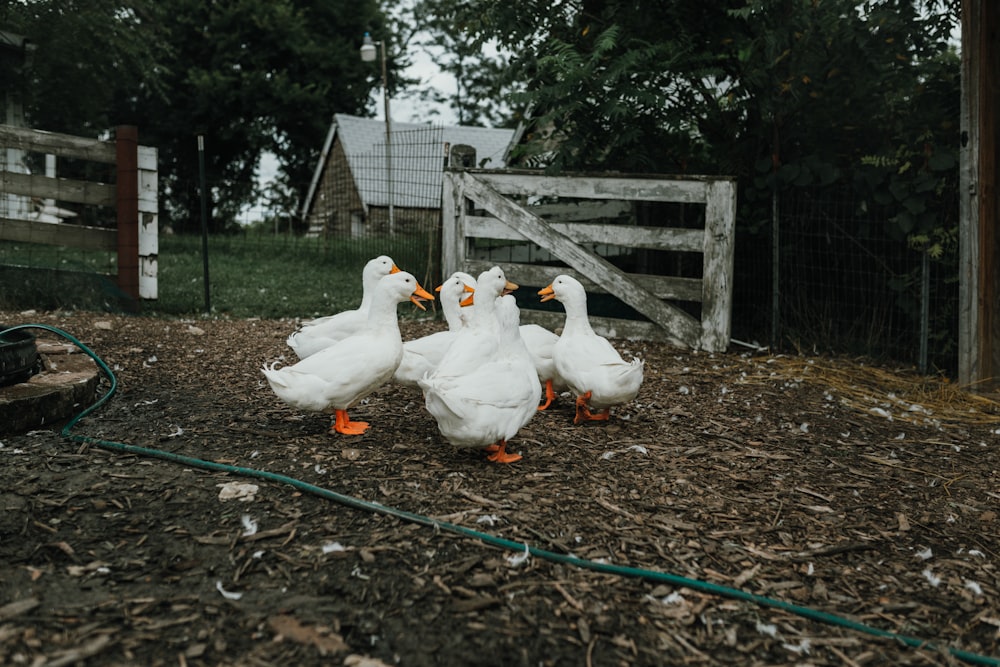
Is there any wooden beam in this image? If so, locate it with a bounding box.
[465,215,706,252]
[138,145,159,300]
[700,180,737,352]
[0,124,117,163]
[473,170,716,203]
[983,0,999,387]
[0,217,116,250]
[459,173,701,347]
[116,125,140,302]
[959,0,999,389]
[461,258,704,302]
[519,309,683,343]
[0,171,116,207]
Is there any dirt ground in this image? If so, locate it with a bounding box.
[1,308,998,667]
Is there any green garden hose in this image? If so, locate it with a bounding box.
[5,323,998,666]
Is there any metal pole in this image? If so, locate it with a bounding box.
[197,134,211,314]
[770,121,780,351]
[919,249,930,374]
[770,188,780,350]
[380,40,394,235]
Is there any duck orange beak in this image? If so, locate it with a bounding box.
[538,284,555,302]
[410,282,435,310]
[459,284,475,307]
[390,264,401,274]
[503,280,519,295]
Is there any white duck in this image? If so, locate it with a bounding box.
[538,274,644,424]
[263,271,434,435]
[393,271,477,388]
[419,292,540,463]
[428,266,514,379]
[518,321,566,410]
[286,255,399,359]
[441,271,478,330]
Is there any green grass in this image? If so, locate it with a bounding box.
[0,233,442,320]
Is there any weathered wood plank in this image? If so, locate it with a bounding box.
[462,259,704,303]
[444,169,736,351]
[530,199,632,222]
[0,217,117,251]
[466,214,705,252]
[518,309,686,344]
[138,146,159,299]
[958,0,998,388]
[700,180,737,351]
[474,171,714,203]
[441,171,464,278]
[459,173,701,348]
[0,171,116,207]
[0,124,116,163]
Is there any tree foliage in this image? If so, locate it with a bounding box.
[409,0,520,127]
[5,0,387,232]
[1,0,170,135]
[4,0,961,245]
[471,0,959,241]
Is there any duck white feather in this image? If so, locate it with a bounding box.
[538,274,644,424]
[428,267,511,379]
[264,271,434,434]
[518,322,566,410]
[286,255,399,359]
[441,271,478,331]
[393,271,477,387]
[420,286,540,463]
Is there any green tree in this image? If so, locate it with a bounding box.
[123,0,387,232]
[471,0,957,203]
[5,0,390,233]
[2,0,169,136]
[410,0,520,127]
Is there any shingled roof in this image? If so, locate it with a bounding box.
[302,113,515,216]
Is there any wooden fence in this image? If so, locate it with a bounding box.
[441,169,736,352]
[0,124,157,300]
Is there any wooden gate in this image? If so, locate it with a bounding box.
[441,169,736,352]
[0,124,158,300]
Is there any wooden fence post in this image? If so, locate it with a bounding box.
[138,145,159,299]
[116,125,140,302]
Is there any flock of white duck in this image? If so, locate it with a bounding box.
[262,256,645,464]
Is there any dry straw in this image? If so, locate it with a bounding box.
[749,355,1000,427]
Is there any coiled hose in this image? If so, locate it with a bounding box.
[4,323,998,666]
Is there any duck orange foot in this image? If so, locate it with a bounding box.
[486,440,522,464]
[537,379,556,411]
[573,391,611,425]
[330,409,369,435]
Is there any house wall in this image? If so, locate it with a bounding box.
[363,205,441,236]
[306,135,444,239]
[305,136,365,238]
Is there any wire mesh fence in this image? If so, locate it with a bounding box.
[1,127,961,374]
[302,123,448,290]
[735,187,958,374]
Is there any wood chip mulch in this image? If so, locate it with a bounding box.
[0,309,998,667]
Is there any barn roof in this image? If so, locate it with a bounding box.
[302,113,515,217]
